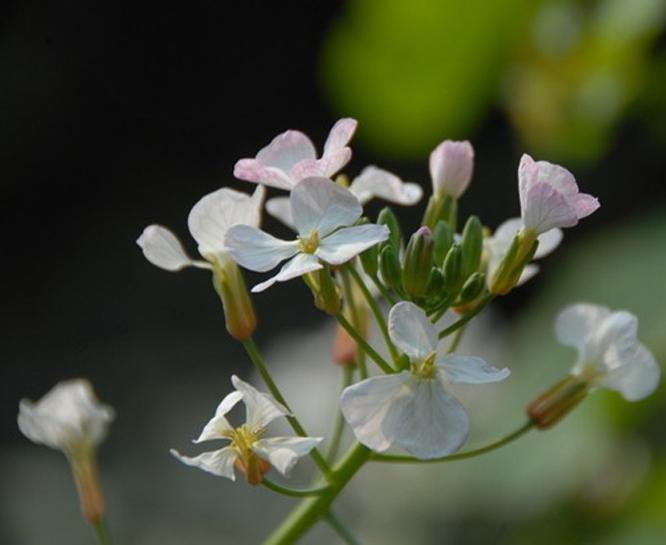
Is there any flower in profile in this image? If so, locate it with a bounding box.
[266,166,422,229]
[171,375,321,485]
[340,302,510,459]
[234,118,358,191]
[225,177,389,292]
[18,379,114,523]
[429,140,474,199]
[519,154,599,235]
[485,217,563,287]
[554,304,660,400]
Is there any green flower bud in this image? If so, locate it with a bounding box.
[459,272,485,303]
[379,245,402,291]
[377,207,402,251]
[433,220,454,266]
[402,227,434,299]
[460,215,483,279]
[442,244,463,296]
[425,268,446,299]
[313,268,342,315]
[359,244,379,277]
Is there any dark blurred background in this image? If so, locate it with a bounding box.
[2,1,665,544]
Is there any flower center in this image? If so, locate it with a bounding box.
[298,230,320,254]
[411,352,438,379]
[224,424,260,454]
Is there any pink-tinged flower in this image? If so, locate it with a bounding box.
[429,140,474,199]
[234,119,358,191]
[519,154,599,235]
[225,177,389,292]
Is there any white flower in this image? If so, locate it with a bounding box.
[555,304,660,401]
[266,166,422,229]
[171,375,321,484]
[225,177,390,292]
[519,154,599,235]
[234,118,358,191]
[429,140,474,199]
[340,302,510,459]
[485,217,563,287]
[137,185,265,271]
[18,379,114,456]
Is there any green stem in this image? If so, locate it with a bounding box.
[324,512,363,545]
[369,274,398,305]
[339,268,368,379]
[335,314,394,374]
[242,338,333,480]
[93,519,111,545]
[261,479,331,498]
[263,443,370,545]
[346,265,400,365]
[370,421,533,463]
[437,295,493,339]
[327,366,353,463]
[446,325,466,353]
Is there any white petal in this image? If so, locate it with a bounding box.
[265,197,295,230]
[587,311,639,372]
[224,225,299,272]
[253,436,322,477]
[192,390,243,443]
[290,177,362,237]
[316,224,389,265]
[137,225,195,271]
[188,186,265,259]
[349,166,423,206]
[600,343,660,401]
[522,182,579,234]
[339,372,414,452]
[492,218,523,244]
[516,264,539,286]
[534,228,563,259]
[251,253,323,293]
[18,379,114,451]
[230,375,289,431]
[429,140,474,198]
[388,302,438,360]
[233,159,295,190]
[390,378,469,459]
[437,355,510,384]
[170,447,237,480]
[255,130,317,171]
[323,118,357,157]
[555,303,611,351]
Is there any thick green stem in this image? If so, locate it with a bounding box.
[242,338,333,480]
[324,511,364,545]
[261,479,331,498]
[263,443,370,545]
[335,314,394,374]
[370,421,533,463]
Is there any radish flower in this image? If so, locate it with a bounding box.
[225,177,389,292]
[171,375,321,484]
[340,302,510,459]
[429,140,474,199]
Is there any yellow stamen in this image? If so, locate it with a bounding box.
[411,352,438,379]
[298,230,320,254]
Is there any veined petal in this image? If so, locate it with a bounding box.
[316,224,389,265]
[188,186,266,259]
[391,378,469,459]
[388,302,438,360]
[253,436,322,477]
[437,355,510,384]
[429,140,474,198]
[572,193,600,220]
[255,130,317,171]
[265,196,295,230]
[251,253,323,293]
[225,225,299,272]
[349,166,423,206]
[230,375,289,431]
[137,225,195,271]
[290,178,362,237]
[340,372,414,452]
[588,311,639,372]
[170,447,237,480]
[556,303,611,352]
[233,159,295,190]
[323,118,358,157]
[600,343,660,401]
[522,182,579,234]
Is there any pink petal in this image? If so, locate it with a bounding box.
[233,159,294,190]
[522,182,579,233]
[573,193,600,220]
[255,130,316,170]
[323,118,358,156]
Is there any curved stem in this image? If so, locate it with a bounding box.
[437,295,493,339]
[324,511,364,545]
[242,338,333,480]
[327,366,353,463]
[93,519,111,545]
[346,265,400,365]
[370,421,534,463]
[369,274,398,305]
[446,324,466,353]
[261,479,331,498]
[335,314,394,374]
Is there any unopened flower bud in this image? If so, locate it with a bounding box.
[527,375,589,429]
[425,268,446,299]
[402,227,434,299]
[359,244,379,278]
[377,207,402,251]
[433,220,454,266]
[332,302,369,366]
[459,272,486,304]
[429,140,474,199]
[212,260,257,341]
[379,245,402,291]
[312,268,342,315]
[442,244,463,296]
[461,215,483,279]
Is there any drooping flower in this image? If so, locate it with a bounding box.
[429,140,474,199]
[225,177,389,292]
[171,375,321,484]
[484,217,563,287]
[519,154,599,235]
[340,302,510,459]
[234,118,358,191]
[266,166,422,229]
[137,185,265,339]
[18,379,114,523]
